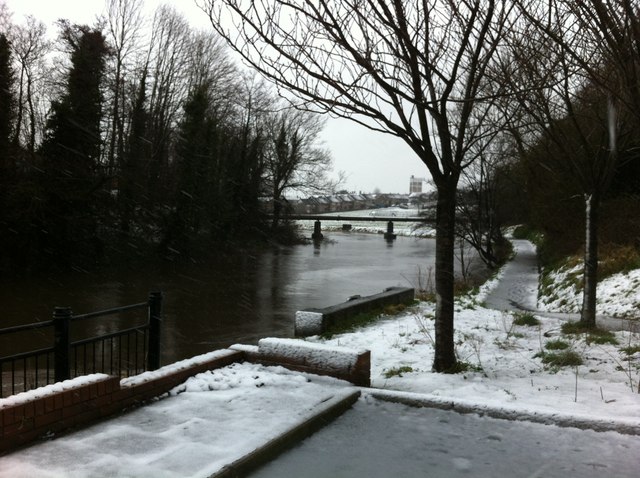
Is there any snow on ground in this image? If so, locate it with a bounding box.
[307,300,640,428]
[304,240,640,429]
[539,262,640,319]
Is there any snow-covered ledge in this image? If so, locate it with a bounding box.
[294,286,414,336]
[232,338,371,387]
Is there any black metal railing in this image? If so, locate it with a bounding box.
[0,292,162,398]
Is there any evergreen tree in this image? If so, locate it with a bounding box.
[39,25,109,265]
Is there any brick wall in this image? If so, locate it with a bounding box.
[0,350,242,454]
[1,341,371,455]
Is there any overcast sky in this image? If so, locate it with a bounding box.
[6,0,430,194]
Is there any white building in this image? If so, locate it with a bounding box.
[409,175,426,193]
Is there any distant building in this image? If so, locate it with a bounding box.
[410,175,425,193]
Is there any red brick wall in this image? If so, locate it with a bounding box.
[0,350,242,454]
[1,341,371,455]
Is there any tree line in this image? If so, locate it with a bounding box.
[0,0,335,274]
[206,0,640,372]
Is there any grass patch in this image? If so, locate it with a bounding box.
[620,345,640,356]
[512,312,540,326]
[383,365,414,378]
[599,244,640,279]
[446,361,484,374]
[561,322,619,345]
[320,302,414,338]
[535,350,583,367]
[545,339,570,350]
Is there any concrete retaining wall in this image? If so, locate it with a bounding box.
[295,286,415,336]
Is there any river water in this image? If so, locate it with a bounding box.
[1,230,479,365]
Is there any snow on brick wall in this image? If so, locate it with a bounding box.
[0,374,110,409]
[257,338,366,371]
[121,349,239,387]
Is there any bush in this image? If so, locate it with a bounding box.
[545,339,570,350]
[383,365,414,378]
[512,312,540,326]
[561,322,619,345]
[535,350,583,367]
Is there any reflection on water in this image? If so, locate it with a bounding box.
[1,233,479,365]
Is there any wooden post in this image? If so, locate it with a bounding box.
[148,291,163,370]
[53,307,72,382]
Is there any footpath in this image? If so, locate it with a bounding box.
[484,239,635,331]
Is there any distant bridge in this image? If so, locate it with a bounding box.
[277,214,435,240]
[282,214,434,223]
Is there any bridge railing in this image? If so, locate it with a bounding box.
[0,292,162,398]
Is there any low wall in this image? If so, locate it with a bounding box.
[233,338,371,387]
[295,286,415,336]
[0,350,242,454]
[1,341,371,454]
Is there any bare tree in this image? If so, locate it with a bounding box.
[145,5,191,202]
[202,0,514,372]
[511,1,633,328]
[104,0,144,176]
[265,107,333,228]
[10,16,50,153]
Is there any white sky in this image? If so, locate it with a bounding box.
[5,0,428,194]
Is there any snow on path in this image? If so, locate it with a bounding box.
[484,239,539,312]
[484,239,636,331]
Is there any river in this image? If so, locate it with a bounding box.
[1,229,481,365]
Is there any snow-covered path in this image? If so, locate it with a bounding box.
[484,239,636,331]
[484,239,539,312]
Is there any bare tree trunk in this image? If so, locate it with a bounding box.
[580,193,599,327]
[433,180,458,372]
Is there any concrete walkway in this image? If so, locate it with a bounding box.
[484,239,635,331]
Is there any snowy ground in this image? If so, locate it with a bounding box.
[1,238,639,476]
[539,261,640,319]
[306,240,640,428]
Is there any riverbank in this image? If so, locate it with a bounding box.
[1,239,639,476]
[308,239,640,427]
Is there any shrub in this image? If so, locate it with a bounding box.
[545,339,570,350]
[620,345,640,356]
[561,322,619,345]
[512,312,540,326]
[383,365,414,378]
[535,350,583,367]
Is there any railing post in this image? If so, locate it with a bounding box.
[53,306,72,382]
[148,291,163,371]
